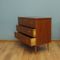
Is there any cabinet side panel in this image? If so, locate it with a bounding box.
[36,19,51,45]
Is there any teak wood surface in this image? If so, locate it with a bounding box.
[15,17,51,47]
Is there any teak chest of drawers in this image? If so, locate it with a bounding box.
[15,17,51,51]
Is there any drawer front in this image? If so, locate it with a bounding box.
[15,32,36,46]
[18,18,35,28]
[16,25,36,37]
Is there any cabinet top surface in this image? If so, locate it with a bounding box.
[18,16,51,20]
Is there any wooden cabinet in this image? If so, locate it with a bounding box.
[15,17,51,48]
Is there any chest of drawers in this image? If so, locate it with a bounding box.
[15,17,51,50]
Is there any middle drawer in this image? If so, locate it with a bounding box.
[16,25,36,37]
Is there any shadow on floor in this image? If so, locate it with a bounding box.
[15,42,48,53]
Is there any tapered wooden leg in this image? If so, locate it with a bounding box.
[47,44,49,51]
[34,46,38,53]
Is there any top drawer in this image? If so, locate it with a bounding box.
[18,17,36,28]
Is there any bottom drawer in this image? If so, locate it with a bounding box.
[15,32,36,46]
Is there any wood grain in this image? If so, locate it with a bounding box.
[15,32,36,46]
[16,25,36,37]
[16,17,51,46]
[18,17,51,28]
[0,41,60,60]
